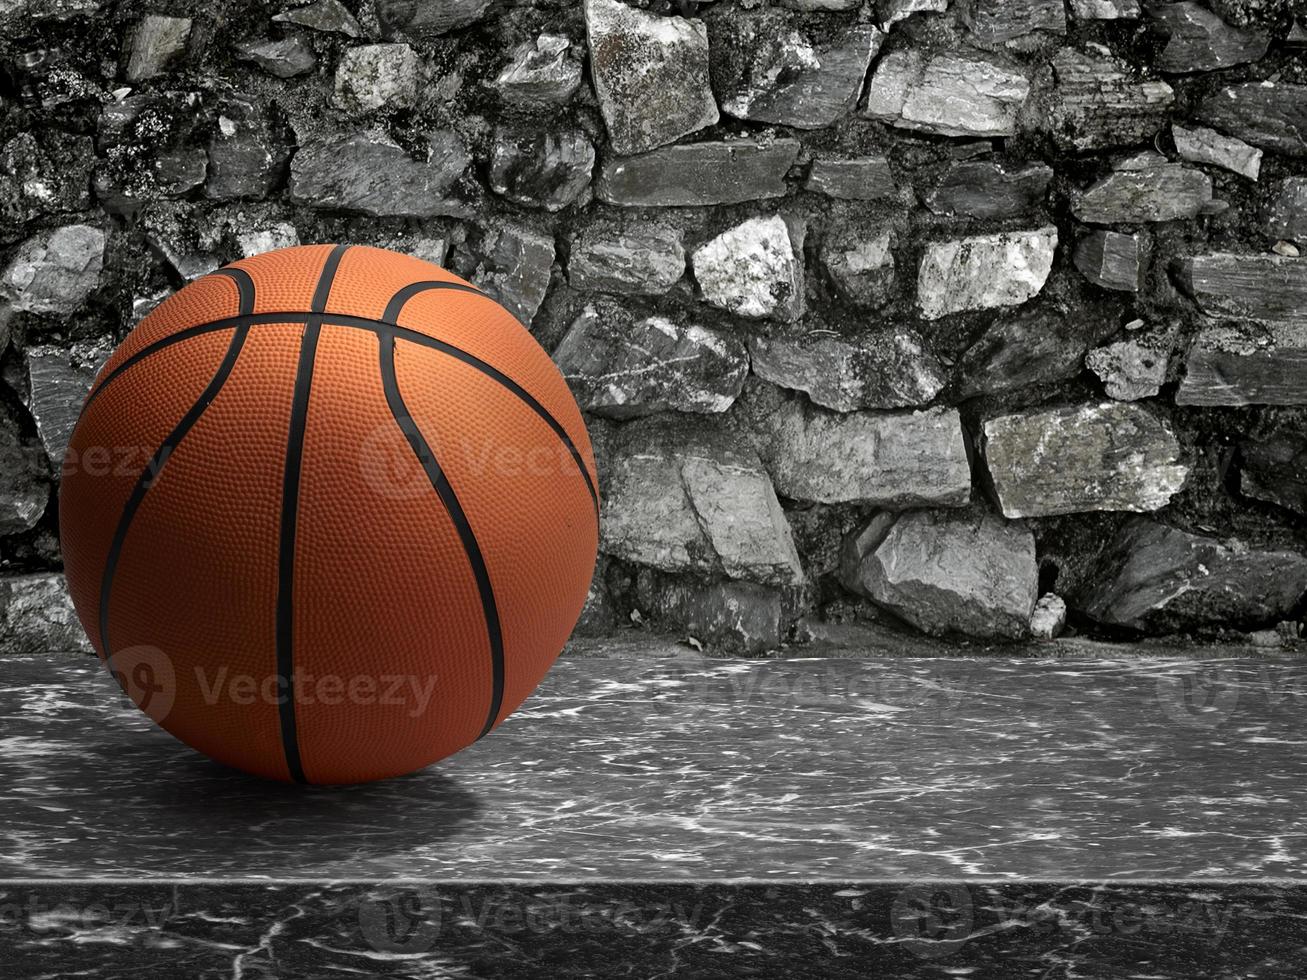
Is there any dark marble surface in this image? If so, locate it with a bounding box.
[2,881,1305,978]
[4,651,1307,881]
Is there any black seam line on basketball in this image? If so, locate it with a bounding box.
[81,268,252,414]
[377,330,506,740]
[97,323,252,676]
[381,280,485,323]
[82,315,306,413]
[81,279,484,412]
[275,243,350,786]
[360,317,599,520]
[82,311,600,520]
[376,281,597,517]
[90,264,255,668]
[210,267,256,315]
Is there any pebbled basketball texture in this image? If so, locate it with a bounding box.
[58,244,600,784]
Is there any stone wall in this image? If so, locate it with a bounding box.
[0,0,1304,654]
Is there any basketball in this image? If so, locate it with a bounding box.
[58,244,600,784]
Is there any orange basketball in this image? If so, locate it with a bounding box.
[58,244,599,784]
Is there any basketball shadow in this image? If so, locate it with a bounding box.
[81,732,484,876]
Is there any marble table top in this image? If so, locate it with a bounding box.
[3,650,1307,882]
[6,880,1303,979]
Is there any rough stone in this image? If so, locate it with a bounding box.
[554,299,748,418]
[1266,179,1307,242]
[1041,48,1174,153]
[1069,0,1140,16]
[805,156,896,201]
[920,160,1052,219]
[0,132,95,242]
[1240,416,1307,515]
[634,572,784,655]
[154,155,208,203]
[862,50,1029,138]
[821,228,896,309]
[489,128,594,212]
[333,43,420,113]
[842,509,1038,640]
[954,303,1087,398]
[376,0,488,38]
[600,417,804,587]
[585,0,718,155]
[125,14,191,82]
[206,96,290,201]
[710,13,883,129]
[233,37,317,79]
[388,234,449,269]
[1172,123,1261,181]
[444,223,553,327]
[982,402,1190,517]
[274,0,361,36]
[0,0,99,25]
[93,93,212,211]
[1176,321,1307,407]
[25,338,112,467]
[494,35,582,105]
[1077,518,1307,630]
[595,139,799,207]
[0,574,90,655]
[1071,163,1212,224]
[8,0,1298,651]
[144,149,206,204]
[748,329,947,412]
[1148,1,1269,73]
[139,205,221,281]
[1086,331,1172,401]
[960,0,1067,41]
[1074,230,1141,292]
[1030,594,1068,639]
[0,404,49,537]
[692,215,804,322]
[877,0,948,24]
[917,227,1058,320]
[0,224,104,322]
[737,383,971,507]
[573,559,616,637]
[129,291,169,328]
[781,0,861,8]
[567,224,684,295]
[288,131,468,218]
[1176,253,1307,324]
[1196,84,1307,158]
[231,219,299,258]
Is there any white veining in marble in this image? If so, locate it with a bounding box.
[2,653,1306,880]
